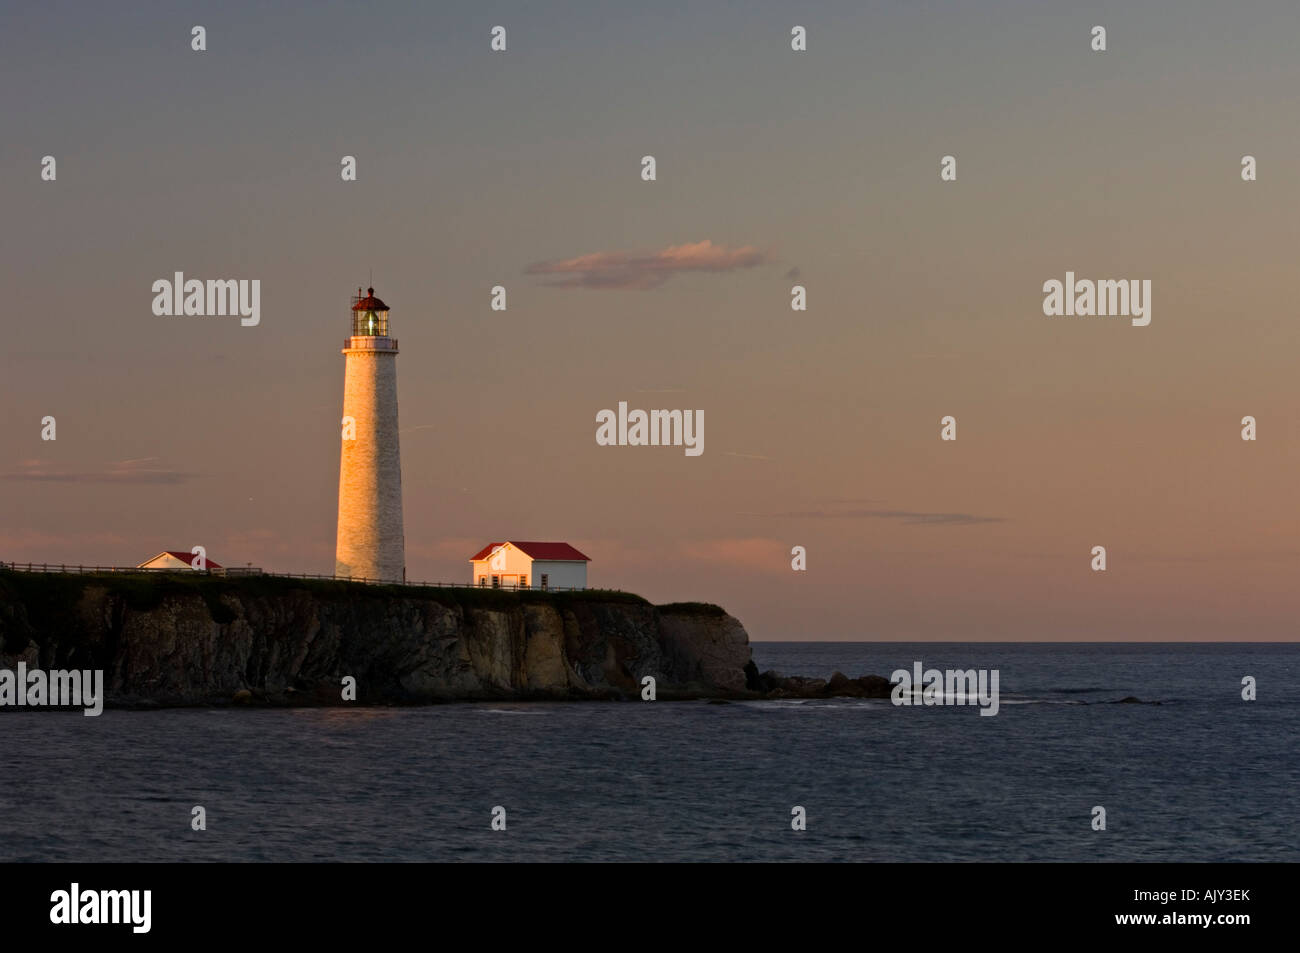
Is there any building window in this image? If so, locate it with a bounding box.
[491,575,499,589]
[541,573,549,590]
[520,575,528,589]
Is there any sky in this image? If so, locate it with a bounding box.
[3,1,1299,640]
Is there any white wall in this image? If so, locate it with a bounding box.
[529,560,586,590]
[471,543,532,586]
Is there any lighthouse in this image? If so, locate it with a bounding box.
[335,287,405,582]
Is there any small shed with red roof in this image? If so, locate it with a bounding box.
[469,541,589,590]
[137,550,223,572]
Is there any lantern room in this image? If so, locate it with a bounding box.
[350,287,390,337]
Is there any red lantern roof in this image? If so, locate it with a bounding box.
[351,287,389,311]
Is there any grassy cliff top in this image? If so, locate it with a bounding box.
[656,601,729,616]
[0,568,654,620]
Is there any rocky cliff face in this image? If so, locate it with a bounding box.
[0,572,754,706]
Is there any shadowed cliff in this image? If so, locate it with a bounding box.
[0,570,755,706]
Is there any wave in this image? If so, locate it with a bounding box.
[1049,687,1122,694]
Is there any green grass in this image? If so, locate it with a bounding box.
[0,569,241,622]
[0,569,652,623]
[656,601,727,615]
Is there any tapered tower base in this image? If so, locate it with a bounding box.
[335,288,405,582]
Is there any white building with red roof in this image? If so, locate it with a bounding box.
[469,541,590,590]
[136,550,223,572]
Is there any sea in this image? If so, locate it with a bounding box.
[1,643,1295,862]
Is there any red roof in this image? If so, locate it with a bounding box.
[351,287,389,311]
[162,551,223,569]
[469,541,590,562]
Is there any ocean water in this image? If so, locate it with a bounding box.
[1,643,1295,862]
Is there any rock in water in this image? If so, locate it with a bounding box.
[825,671,865,697]
[856,675,894,698]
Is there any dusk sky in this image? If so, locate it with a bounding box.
[4,1,1299,640]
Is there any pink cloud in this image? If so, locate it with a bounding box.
[526,239,771,289]
[675,538,789,574]
[1,458,194,485]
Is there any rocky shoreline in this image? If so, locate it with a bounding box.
[747,667,894,700]
[0,569,770,707]
[0,570,1160,709]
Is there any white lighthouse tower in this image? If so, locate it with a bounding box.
[335,287,405,582]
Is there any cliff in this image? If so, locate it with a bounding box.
[0,570,755,706]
